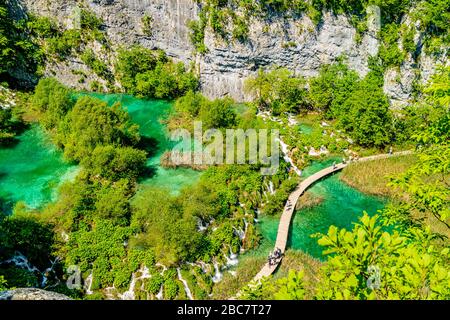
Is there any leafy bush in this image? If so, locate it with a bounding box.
[0,2,43,84]
[81,145,147,181]
[145,274,163,295]
[55,96,140,161]
[308,62,359,117]
[116,46,198,99]
[245,68,308,115]
[32,77,74,129]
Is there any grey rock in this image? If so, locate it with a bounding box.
[16,0,446,104]
[0,288,71,300]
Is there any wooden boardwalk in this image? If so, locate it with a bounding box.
[252,151,412,282]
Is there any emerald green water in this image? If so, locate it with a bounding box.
[86,93,201,192]
[298,123,313,135]
[0,125,76,213]
[258,158,386,260]
[0,94,200,213]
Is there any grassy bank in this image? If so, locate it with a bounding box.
[340,154,417,198]
[274,250,323,299]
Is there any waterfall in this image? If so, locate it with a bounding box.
[212,261,223,283]
[4,252,40,274]
[278,138,302,176]
[233,226,245,240]
[177,268,194,300]
[156,287,164,300]
[197,261,209,273]
[225,250,239,267]
[119,266,152,300]
[2,252,62,289]
[197,219,208,232]
[268,181,275,195]
[156,263,168,272]
[287,113,298,126]
[41,258,59,287]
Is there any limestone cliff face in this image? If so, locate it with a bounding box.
[17,0,444,105]
[199,10,380,101]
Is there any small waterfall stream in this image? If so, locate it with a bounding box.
[212,261,223,283]
[177,268,193,300]
[278,138,302,176]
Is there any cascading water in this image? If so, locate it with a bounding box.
[119,266,152,300]
[156,287,164,300]
[177,268,194,300]
[212,261,223,283]
[197,218,208,232]
[41,258,59,287]
[278,138,302,176]
[3,252,40,274]
[225,249,239,267]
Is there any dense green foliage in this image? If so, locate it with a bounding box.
[1,0,448,301]
[55,96,140,162]
[32,78,142,165]
[0,104,23,142]
[0,0,43,85]
[173,91,237,129]
[246,63,394,147]
[245,68,308,115]
[0,211,55,288]
[307,62,360,117]
[337,75,393,147]
[116,46,198,99]
[242,213,449,300]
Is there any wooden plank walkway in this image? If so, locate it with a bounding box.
[252,151,412,282]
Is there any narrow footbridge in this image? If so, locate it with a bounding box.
[252,151,412,282]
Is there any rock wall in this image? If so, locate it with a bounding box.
[17,0,444,105]
[199,9,380,101]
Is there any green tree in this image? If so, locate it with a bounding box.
[390,111,450,227]
[0,1,43,84]
[56,96,140,161]
[200,97,237,129]
[116,46,198,99]
[0,212,55,269]
[308,62,359,117]
[81,145,147,181]
[32,78,74,129]
[338,77,393,147]
[245,68,307,115]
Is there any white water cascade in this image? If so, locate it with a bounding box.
[156,287,164,300]
[177,268,194,300]
[41,258,59,287]
[225,250,239,267]
[212,261,223,283]
[278,138,302,176]
[4,252,40,274]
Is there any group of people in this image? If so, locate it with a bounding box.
[286,199,293,211]
[268,248,283,266]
